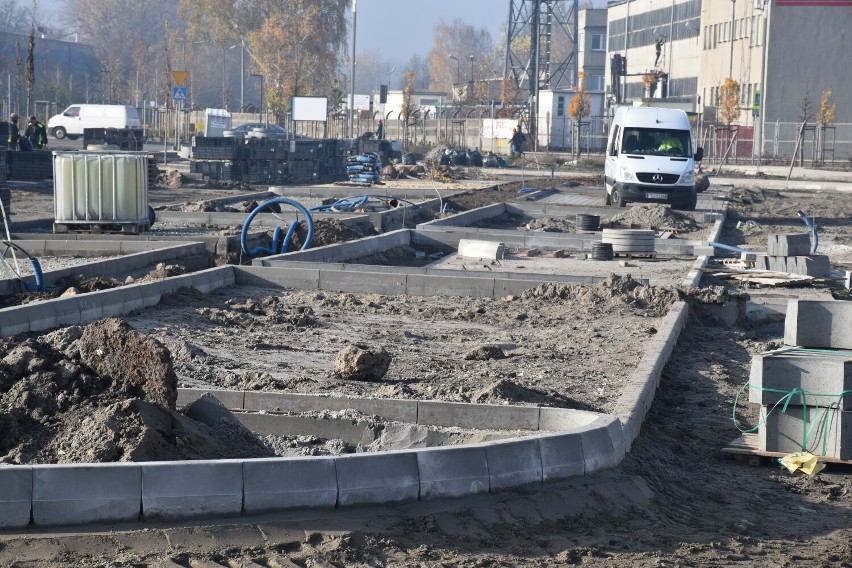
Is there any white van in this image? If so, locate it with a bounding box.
[604,106,703,210]
[47,104,141,140]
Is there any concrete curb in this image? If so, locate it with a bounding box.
[682,211,726,288]
[0,260,687,530]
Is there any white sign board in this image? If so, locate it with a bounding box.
[204,108,231,137]
[352,94,371,111]
[292,96,329,122]
[482,119,519,140]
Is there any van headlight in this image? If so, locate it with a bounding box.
[619,166,637,182]
[680,170,695,185]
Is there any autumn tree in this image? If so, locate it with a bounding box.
[64,0,178,104]
[815,88,836,165]
[426,19,493,94]
[718,77,740,125]
[179,0,349,117]
[568,71,591,156]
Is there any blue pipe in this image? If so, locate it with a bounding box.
[240,198,314,255]
[797,210,818,255]
[25,258,45,292]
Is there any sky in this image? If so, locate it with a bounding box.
[355,0,508,62]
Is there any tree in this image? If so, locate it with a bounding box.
[718,77,740,125]
[797,89,813,124]
[815,88,836,165]
[400,70,416,149]
[179,0,349,117]
[426,19,493,94]
[568,71,591,156]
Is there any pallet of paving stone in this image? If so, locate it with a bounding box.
[722,434,852,467]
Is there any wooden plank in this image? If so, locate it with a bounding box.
[722,434,852,465]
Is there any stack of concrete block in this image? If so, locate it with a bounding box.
[753,233,830,277]
[749,300,852,460]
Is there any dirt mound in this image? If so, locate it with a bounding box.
[609,204,699,231]
[0,318,273,464]
[292,218,374,248]
[520,274,680,316]
[156,169,186,188]
[525,217,575,233]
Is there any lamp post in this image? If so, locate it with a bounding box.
[387,66,395,90]
[468,54,474,99]
[448,55,460,86]
[251,73,264,125]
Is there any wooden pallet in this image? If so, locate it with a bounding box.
[53,221,149,235]
[613,251,656,259]
[722,434,852,467]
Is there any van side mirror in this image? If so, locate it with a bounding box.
[609,142,618,156]
[694,147,704,162]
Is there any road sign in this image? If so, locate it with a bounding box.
[172,86,187,101]
[171,71,188,86]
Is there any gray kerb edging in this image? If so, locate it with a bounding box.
[681,211,726,288]
[0,268,688,530]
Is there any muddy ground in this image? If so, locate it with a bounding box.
[1,170,852,566]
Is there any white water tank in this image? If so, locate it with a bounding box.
[53,151,149,231]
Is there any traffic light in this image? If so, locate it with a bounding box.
[379,85,388,104]
[620,56,627,76]
[611,54,622,77]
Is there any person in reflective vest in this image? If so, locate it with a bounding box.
[25,115,47,149]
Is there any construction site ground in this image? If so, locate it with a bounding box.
[1,161,852,566]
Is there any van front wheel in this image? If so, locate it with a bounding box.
[53,127,66,140]
[611,187,627,208]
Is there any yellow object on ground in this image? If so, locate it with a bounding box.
[779,452,826,476]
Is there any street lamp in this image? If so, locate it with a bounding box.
[348,0,357,138]
[387,66,396,90]
[448,54,460,85]
[251,73,264,125]
[468,54,475,98]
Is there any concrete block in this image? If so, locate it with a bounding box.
[51,296,83,327]
[494,278,552,298]
[846,270,851,289]
[318,269,406,295]
[405,274,496,299]
[242,391,417,423]
[606,417,627,463]
[234,266,320,289]
[177,388,245,410]
[243,457,338,513]
[237,413,373,445]
[141,460,242,520]
[0,466,32,529]
[32,463,141,526]
[458,239,505,260]
[417,400,539,431]
[335,451,419,506]
[416,445,490,499]
[0,307,30,337]
[767,233,811,257]
[578,416,619,474]
[484,437,543,491]
[785,300,852,350]
[759,406,852,460]
[538,408,599,432]
[789,255,831,277]
[21,302,59,333]
[75,294,105,324]
[766,256,789,273]
[537,432,585,480]
[749,349,852,409]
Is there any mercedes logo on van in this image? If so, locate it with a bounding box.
[652,174,663,183]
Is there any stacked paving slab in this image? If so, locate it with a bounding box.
[752,233,830,277]
[749,299,852,460]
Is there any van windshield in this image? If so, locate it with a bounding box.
[621,128,691,157]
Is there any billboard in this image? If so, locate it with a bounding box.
[291,97,328,122]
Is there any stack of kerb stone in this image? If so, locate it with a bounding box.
[749,299,852,460]
[751,233,830,277]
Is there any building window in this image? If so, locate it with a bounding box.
[591,33,606,51]
[588,75,605,92]
[557,96,565,117]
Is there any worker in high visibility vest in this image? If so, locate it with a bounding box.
[25,115,48,149]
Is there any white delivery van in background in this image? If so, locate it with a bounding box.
[604,105,703,211]
[47,104,141,140]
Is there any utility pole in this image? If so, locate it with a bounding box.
[755,2,769,172]
[729,0,736,79]
[348,0,357,139]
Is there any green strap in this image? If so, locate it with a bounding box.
[733,382,852,454]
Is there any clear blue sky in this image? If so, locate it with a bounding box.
[355,0,509,61]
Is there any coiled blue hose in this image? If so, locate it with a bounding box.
[240,198,314,255]
[797,210,818,255]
